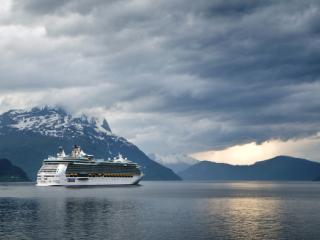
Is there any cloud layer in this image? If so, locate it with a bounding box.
[0,0,319,157]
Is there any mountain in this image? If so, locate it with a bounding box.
[179,156,320,181]
[0,159,29,182]
[0,106,180,181]
[313,176,320,181]
[148,153,199,173]
[164,162,196,173]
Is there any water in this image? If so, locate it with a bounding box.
[0,181,320,240]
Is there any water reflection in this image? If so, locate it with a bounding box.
[0,198,41,239]
[1,182,320,240]
[0,196,143,239]
[205,198,281,239]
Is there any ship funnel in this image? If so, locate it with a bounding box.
[57,146,66,158]
[71,144,82,158]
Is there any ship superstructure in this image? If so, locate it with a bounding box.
[36,145,143,186]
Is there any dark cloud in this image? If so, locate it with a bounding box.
[19,0,69,15]
[0,0,319,154]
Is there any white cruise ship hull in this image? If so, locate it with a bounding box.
[37,175,143,187]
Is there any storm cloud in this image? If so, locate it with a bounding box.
[0,0,319,155]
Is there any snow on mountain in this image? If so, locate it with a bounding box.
[0,106,113,140]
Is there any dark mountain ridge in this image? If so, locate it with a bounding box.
[179,156,320,181]
[0,159,29,182]
[0,107,180,181]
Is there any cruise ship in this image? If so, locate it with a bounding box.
[36,145,143,186]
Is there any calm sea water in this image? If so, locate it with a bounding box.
[0,181,320,240]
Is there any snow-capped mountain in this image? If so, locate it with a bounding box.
[0,106,132,150]
[0,107,180,181]
[0,106,111,138]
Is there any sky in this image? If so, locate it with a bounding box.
[0,0,319,165]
